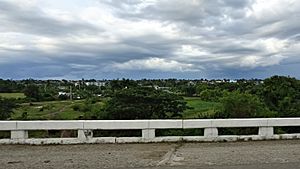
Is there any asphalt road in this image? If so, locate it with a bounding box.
[1,140,300,169]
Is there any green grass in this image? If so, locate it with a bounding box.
[12,100,88,120]
[11,97,219,120]
[0,93,25,99]
[183,97,221,119]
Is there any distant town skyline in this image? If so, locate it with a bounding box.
[1,0,300,80]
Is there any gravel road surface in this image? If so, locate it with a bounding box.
[1,140,299,169]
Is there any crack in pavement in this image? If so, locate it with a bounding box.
[157,143,184,166]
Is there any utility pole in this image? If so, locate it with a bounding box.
[70,85,73,100]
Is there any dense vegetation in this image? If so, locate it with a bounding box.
[1,75,300,121]
[0,97,17,120]
[102,87,187,119]
[1,75,300,137]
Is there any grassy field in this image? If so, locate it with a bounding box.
[183,97,221,119]
[11,97,220,120]
[0,93,25,99]
[12,100,88,120]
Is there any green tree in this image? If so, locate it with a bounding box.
[216,91,276,118]
[102,87,187,120]
[0,97,17,120]
[0,79,13,92]
[183,85,196,97]
[261,76,300,117]
[199,89,224,102]
[23,84,41,101]
[196,83,208,94]
[109,79,138,91]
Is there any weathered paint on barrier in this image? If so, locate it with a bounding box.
[0,118,300,144]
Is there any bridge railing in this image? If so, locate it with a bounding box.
[1,118,300,144]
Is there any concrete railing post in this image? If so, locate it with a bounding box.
[11,130,28,139]
[259,127,274,137]
[204,127,218,138]
[142,129,155,140]
[78,130,93,140]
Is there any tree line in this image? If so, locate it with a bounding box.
[1,75,300,121]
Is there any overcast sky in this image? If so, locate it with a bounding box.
[0,0,300,80]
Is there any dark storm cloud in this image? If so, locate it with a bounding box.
[0,0,300,79]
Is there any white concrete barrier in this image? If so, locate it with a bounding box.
[0,118,300,144]
[17,121,84,130]
[83,120,149,129]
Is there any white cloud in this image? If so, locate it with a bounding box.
[10,0,38,8]
[249,0,297,22]
[175,45,209,57]
[34,37,60,52]
[69,63,97,70]
[233,55,287,68]
[112,57,198,72]
[260,38,289,53]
